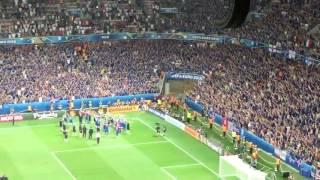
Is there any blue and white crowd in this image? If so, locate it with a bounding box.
[0,0,319,169]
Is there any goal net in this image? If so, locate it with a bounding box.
[219,155,267,180]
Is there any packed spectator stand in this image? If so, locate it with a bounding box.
[0,0,153,38]
[1,0,319,57]
[0,42,159,104]
[0,0,319,171]
[1,40,319,166]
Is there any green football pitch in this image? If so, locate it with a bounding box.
[0,111,303,180]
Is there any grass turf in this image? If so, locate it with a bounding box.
[169,106,304,180]
[0,111,227,180]
[0,111,303,180]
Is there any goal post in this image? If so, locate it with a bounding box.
[219,155,267,180]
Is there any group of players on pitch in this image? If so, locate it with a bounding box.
[59,111,130,144]
[155,123,167,137]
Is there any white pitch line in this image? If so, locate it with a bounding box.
[160,168,177,180]
[53,140,169,153]
[199,118,294,174]
[259,150,298,172]
[51,152,77,180]
[259,155,276,165]
[0,124,56,130]
[137,119,220,178]
[161,167,177,180]
[162,163,201,169]
[257,162,273,171]
[260,166,266,172]
[160,163,201,180]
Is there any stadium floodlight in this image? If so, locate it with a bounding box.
[219,155,267,180]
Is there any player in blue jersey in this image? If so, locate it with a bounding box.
[115,120,121,136]
[68,115,73,124]
[103,120,109,135]
[85,111,90,124]
[120,119,126,133]
[95,115,101,131]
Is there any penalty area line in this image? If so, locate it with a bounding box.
[161,167,177,180]
[50,152,77,180]
[137,119,220,178]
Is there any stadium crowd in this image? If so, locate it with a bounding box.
[0,0,319,171]
[186,44,320,165]
[151,0,320,58]
[1,40,319,165]
[0,0,319,59]
[1,0,319,50]
[0,42,159,104]
[0,0,153,38]
[224,2,320,59]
